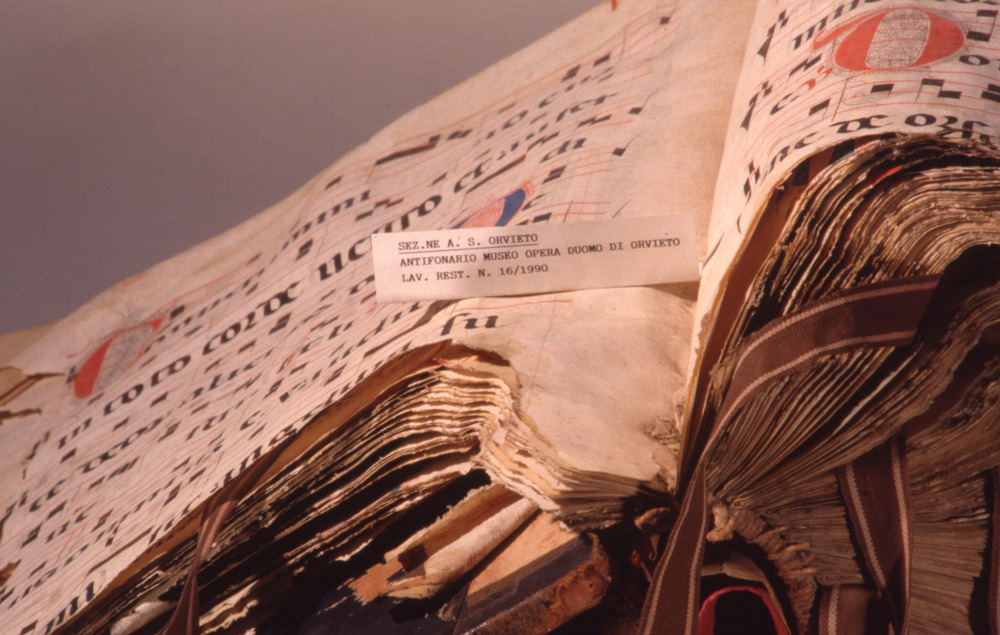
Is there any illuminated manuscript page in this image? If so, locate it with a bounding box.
[0,1,753,632]
[690,0,1000,420]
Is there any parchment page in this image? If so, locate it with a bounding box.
[0,1,753,632]
[692,0,1000,423]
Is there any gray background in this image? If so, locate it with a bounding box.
[1,1,599,334]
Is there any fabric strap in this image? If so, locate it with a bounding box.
[818,585,887,635]
[717,276,941,428]
[825,445,1000,635]
[840,437,912,633]
[639,275,940,635]
[831,436,912,634]
[158,444,284,635]
[639,461,709,635]
[990,467,1000,635]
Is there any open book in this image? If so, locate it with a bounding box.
[4,0,1000,632]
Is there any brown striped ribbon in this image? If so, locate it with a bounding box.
[818,585,887,635]
[835,436,911,634]
[826,447,1000,635]
[639,275,940,635]
[716,276,941,429]
[158,444,285,635]
[991,467,1000,635]
[639,461,709,634]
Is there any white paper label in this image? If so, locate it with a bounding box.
[372,215,698,303]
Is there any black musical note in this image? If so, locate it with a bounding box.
[375,135,441,166]
[981,83,1000,104]
[870,83,894,97]
[918,78,962,100]
[967,9,998,43]
[808,98,831,117]
[466,155,526,194]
